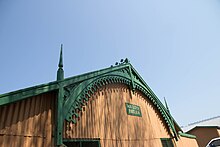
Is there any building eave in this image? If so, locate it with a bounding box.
[0,60,182,140]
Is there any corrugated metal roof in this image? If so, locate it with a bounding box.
[182,116,220,132]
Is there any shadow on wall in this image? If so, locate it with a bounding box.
[0,91,56,147]
[63,83,172,146]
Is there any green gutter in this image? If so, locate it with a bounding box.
[178,132,196,139]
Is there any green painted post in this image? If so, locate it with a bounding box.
[56,44,64,146]
[57,85,64,145]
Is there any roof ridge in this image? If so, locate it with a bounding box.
[186,115,220,127]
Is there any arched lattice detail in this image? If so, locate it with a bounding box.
[64,75,131,123]
[63,75,178,139]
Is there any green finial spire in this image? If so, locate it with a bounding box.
[57,44,64,81]
[164,97,178,140]
[164,97,170,113]
[58,44,63,68]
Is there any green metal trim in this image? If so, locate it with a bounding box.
[60,64,130,87]
[134,82,179,140]
[163,97,178,140]
[62,64,179,140]
[0,58,182,143]
[58,44,64,68]
[178,132,196,139]
[56,84,64,145]
[57,44,64,81]
[130,66,179,139]
[128,65,135,91]
[0,61,129,106]
[56,46,65,146]
[63,73,131,123]
[0,60,129,106]
[131,64,180,139]
[0,82,58,106]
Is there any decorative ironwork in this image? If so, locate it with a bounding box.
[64,75,131,123]
[62,68,178,140]
[64,83,78,101]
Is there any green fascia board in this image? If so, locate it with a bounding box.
[0,81,59,106]
[63,71,132,118]
[130,64,181,132]
[60,63,130,87]
[0,64,129,106]
[178,132,196,139]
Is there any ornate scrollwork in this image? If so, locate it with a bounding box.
[64,75,131,123]
[62,68,178,139]
[63,83,78,101]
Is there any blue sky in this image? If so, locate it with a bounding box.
[1,0,220,126]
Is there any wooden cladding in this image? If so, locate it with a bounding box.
[0,91,56,147]
[63,83,171,147]
[0,83,198,147]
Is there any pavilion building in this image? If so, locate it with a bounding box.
[0,47,198,147]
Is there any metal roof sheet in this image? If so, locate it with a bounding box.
[182,116,220,132]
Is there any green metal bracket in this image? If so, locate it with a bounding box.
[63,72,131,123]
[0,82,58,106]
[128,64,135,92]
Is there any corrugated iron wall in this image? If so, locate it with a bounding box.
[176,136,199,147]
[63,83,171,147]
[0,91,56,147]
